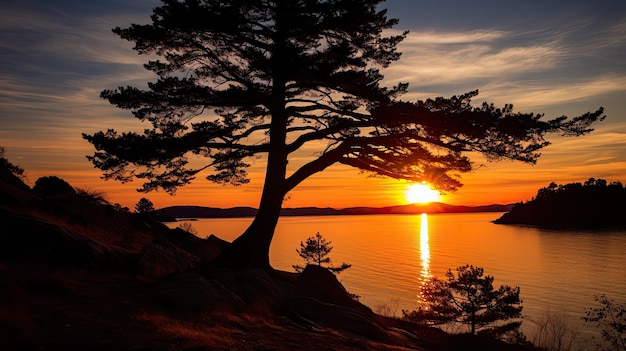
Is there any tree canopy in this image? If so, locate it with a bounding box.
[83,0,605,268]
[135,197,155,214]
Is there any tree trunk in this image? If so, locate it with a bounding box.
[216,184,285,269]
[470,311,476,335]
[213,12,291,270]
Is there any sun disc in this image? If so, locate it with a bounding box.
[405,183,440,204]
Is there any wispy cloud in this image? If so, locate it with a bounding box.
[383,32,566,102]
[479,75,626,109]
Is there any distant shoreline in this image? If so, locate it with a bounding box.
[156,202,513,220]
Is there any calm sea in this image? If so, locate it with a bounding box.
[170,212,626,344]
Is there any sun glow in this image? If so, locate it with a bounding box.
[405,182,440,204]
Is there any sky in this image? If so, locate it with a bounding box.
[1,0,625,210]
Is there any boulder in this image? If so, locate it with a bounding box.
[295,264,369,313]
[290,265,388,341]
[211,268,297,306]
[287,296,389,342]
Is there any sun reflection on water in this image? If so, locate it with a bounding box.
[417,213,432,306]
[419,213,431,281]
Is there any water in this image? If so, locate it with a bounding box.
[170,212,626,344]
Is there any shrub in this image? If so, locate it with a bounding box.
[33,176,76,198]
[583,294,626,351]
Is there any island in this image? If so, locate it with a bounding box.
[494,178,626,227]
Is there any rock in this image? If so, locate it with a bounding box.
[161,230,228,263]
[295,264,369,313]
[211,268,297,306]
[287,296,389,342]
[289,265,388,341]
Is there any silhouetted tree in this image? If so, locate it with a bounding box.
[293,232,351,274]
[584,294,626,351]
[404,264,522,336]
[134,197,155,214]
[33,176,76,198]
[83,0,605,268]
[0,147,25,180]
[0,147,28,190]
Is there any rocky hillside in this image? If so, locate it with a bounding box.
[0,158,538,350]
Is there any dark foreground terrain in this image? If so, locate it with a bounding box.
[0,168,538,350]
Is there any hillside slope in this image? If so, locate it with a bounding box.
[0,162,536,350]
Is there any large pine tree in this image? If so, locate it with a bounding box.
[84,0,604,268]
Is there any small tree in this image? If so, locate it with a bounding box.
[135,197,155,214]
[404,264,522,335]
[293,232,351,274]
[583,294,626,351]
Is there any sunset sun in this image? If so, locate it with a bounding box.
[405,182,440,204]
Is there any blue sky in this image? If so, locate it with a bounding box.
[1,0,625,208]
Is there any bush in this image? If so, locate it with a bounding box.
[530,308,581,351]
[583,294,626,351]
[33,176,76,198]
[76,188,110,206]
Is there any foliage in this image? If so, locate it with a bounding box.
[293,232,351,274]
[373,298,401,318]
[177,222,198,236]
[112,203,131,213]
[33,176,76,198]
[135,197,155,214]
[75,188,110,206]
[0,147,25,180]
[495,178,626,226]
[530,308,582,351]
[82,0,605,267]
[583,294,626,351]
[403,264,522,336]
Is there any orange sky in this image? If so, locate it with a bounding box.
[14,125,626,210]
[2,1,625,210]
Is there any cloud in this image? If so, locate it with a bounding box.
[397,30,509,44]
[381,25,626,123]
[478,75,626,109]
